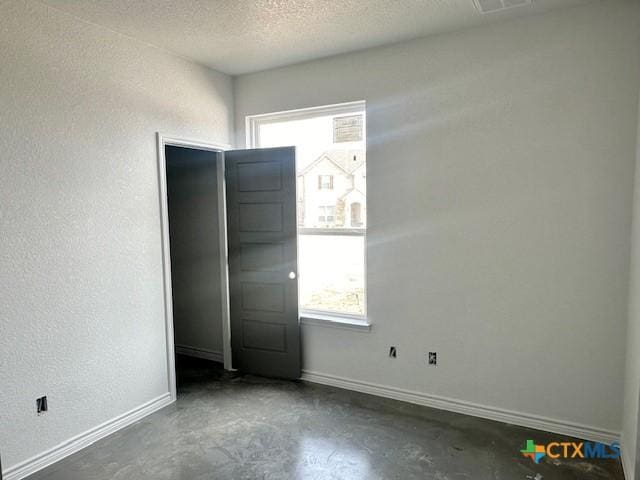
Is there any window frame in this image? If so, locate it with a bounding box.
[318,174,333,190]
[246,101,368,325]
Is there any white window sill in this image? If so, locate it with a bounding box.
[300,312,371,332]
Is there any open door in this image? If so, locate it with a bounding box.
[225,147,300,379]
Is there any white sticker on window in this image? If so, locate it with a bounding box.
[334,115,363,143]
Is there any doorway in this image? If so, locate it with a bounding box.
[166,145,226,380]
[157,134,231,400]
[157,134,301,401]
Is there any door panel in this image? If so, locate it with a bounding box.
[241,282,285,312]
[242,320,287,352]
[225,147,300,379]
[239,203,283,232]
[240,243,285,272]
[237,162,283,191]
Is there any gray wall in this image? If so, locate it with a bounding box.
[166,146,224,360]
[235,1,640,435]
[622,86,640,480]
[0,0,233,472]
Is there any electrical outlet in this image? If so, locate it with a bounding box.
[36,396,47,415]
[428,352,437,366]
[389,346,397,358]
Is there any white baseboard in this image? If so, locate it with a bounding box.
[175,345,223,363]
[301,370,620,445]
[2,370,620,480]
[3,393,173,480]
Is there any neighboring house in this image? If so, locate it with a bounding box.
[297,150,366,228]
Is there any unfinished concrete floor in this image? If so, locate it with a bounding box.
[27,355,623,480]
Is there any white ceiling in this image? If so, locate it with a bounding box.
[40,0,593,75]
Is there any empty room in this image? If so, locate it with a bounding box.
[3,0,640,479]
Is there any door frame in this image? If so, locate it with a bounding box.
[156,132,232,401]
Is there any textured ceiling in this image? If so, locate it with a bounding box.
[40,0,593,74]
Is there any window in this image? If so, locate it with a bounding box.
[318,206,336,224]
[247,101,367,319]
[318,175,333,190]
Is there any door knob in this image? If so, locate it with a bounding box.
[288,271,296,280]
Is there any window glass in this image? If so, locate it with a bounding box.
[318,175,333,190]
[251,103,366,317]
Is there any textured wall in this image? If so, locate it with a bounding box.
[622,87,640,480]
[0,0,233,470]
[235,1,640,434]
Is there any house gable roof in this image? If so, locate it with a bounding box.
[299,149,365,177]
[339,187,366,202]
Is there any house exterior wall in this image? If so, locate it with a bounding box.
[301,159,353,227]
[352,164,367,195]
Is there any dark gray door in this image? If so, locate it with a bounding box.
[225,147,300,379]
